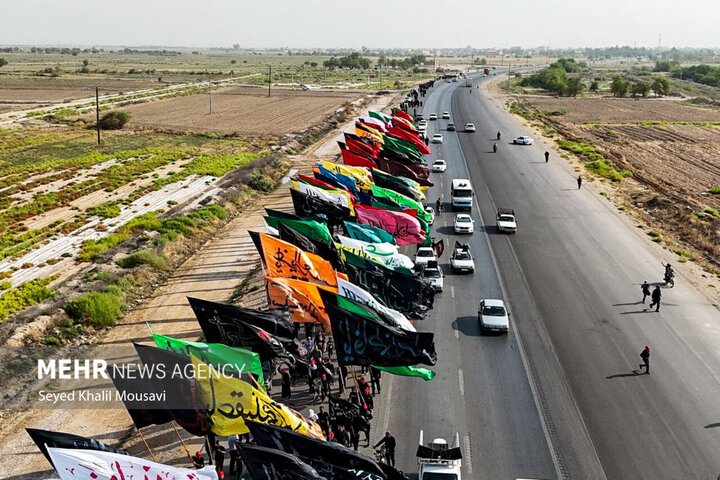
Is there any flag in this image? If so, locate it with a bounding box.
[303,458,385,480]
[191,355,323,438]
[433,238,445,258]
[343,220,396,245]
[132,343,212,436]
[317,164,359,198]
[375,157,432,187]
[319,160,373,188]
[358,117,388,132]
[328,395,362,427]
[339,142,377,169]
[188,297,295,339]
[353,204,425,246]
[246,421,386,477]
[368,110,392,124]
[374,365,435,381]
[238,320,301,363]
[392,108,414,123]
[290,188,352,226]
[266,276,334,331]
[383,136,422,162]
[152,333,264,385]
[344,135,379,158]
[251,231,338,286]
[371,170,424,202]
[336,235,414,271]
[355,126,383,145]
[277,222,341,270]
[337,276,414,332]
[323,293,436,367]
[110,372,174,430]
[264,216,334,246]
[239,445,324,480]
[387,126,430,154]
[47,447,219,480]
[26,429,128,468]
[391,116,417,132]
[293,181,354,215]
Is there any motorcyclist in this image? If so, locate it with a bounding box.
[664,263,674,283]
[493,143,498,153]
[497,131,501,140]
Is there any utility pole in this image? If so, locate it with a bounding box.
[209,80,213,114]
[507,63,512,89]
[268,65,272,97]
[95,87,101,145]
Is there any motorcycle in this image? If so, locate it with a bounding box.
[664,271,675,287]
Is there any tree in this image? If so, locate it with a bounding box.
[310,62,318,68]
[651,76,671,97]
[0,58,7,68]
[589,81,600,92]
[82,59,89,66]
[99,111,131,130]
[631,81,651,97]
[566,77,585,97]
[610,75,628,97]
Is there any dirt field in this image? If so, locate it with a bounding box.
[121,86,366,135]
[528,96,720,123]
[0,76,162,102]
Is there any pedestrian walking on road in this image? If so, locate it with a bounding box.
[649,286,662,312]
[639,345,651,374]
[577,175,583,189]
[641,281,651,303]
[214,441,226,474]
[370,367,381,396]
[545,151,550,162]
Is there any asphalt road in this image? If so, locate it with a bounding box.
[379,75,720,480]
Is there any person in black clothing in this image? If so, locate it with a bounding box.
[374,431,396,467]
[649,286,661,312]
[641,281,651,304]
[354,413,371,446]
[192,450,205,469]
[214,441,226,474]
[577,175,582,189]
[317,406,330,437]
[639,345,651,374]
[545,151,550,163]
[350,424,360,451]
[496,131,501,140]
[370,367,381,396]
[348,385,361,406]
[280,366,292,400]
[337,425,352,447]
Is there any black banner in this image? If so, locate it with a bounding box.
[239,445,324,480]
[290,188,351,227]
[323,294,436,367]
[133,343,211,436]
[328,395,362,427]
[188,296,295,343]
[371,169,423,202]
[302,457,385,480]
[246,421,386,478]
[110,372,174,430]
[26,428,128,468]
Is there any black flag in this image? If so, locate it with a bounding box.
[26,428,128,468]
[110,372,174,430]
[290,188,351,226]
[239,445,324,480]
[246,421,386,477]
[328,395,362,428]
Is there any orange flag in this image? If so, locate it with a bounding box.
[265,277,336,331]
[251,232,337,287]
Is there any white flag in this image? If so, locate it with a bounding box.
[293,182,353,214]
[47,447,218,480]
[336,235,414,270]
[337,277,415,332]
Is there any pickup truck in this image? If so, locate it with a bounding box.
[496,208,517,234]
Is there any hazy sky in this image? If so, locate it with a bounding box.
[1,0,718,49]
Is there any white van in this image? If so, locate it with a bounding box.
[451,179,473,211]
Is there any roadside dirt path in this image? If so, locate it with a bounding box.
[0,94,396,479]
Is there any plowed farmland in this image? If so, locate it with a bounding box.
[518,95,720,268]
[121,86,365,135]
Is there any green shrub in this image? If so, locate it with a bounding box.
[709,186,720,194]
[99,111,131,130]
[248,169,275,192]
[88,201,121,218]
[64,291,125,327]
[0,280,11,291]
[704,207,719,217]
[116,250,167,270]
[585,160,632,181]
[0,277,55,322]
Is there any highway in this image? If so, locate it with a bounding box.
[376,75,720,480]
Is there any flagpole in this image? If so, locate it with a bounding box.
[137,428,158,462]
[172,421,194,462]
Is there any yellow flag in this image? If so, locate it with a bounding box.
[191,354,324,439]
[319,160,373,188]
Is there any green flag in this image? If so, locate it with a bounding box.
[344,221,397,245]
[263,217,333,245]
[374,365,436,381]
[153,333,264,385]
[369,110,392,124]
[383,136,423,162]
[369,185,430,223]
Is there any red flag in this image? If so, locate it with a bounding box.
[392,116,416,132]
[392,108,414,123]
[340,148,377,169]
[345,133,381,153]
[388,126,430,155]
[297,174,337,191]
[354,204,425,246]
[345,137,379,158]
[376,157,432,187]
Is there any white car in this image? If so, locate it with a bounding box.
[424,264,444,292]
[417,119,428,128]
[465,123,476,132]
[414,247,437,267]
[418,123,427,133]
[424,206,435,225]
[450,244,475,273]
[478,299,509,333]
[496,208,517,233]
[431,133,443,144]
[453,214,474,234]
[512,136,534,145]
[429,113,438,120]
[431,159,447,172]
[441,112,450,119]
